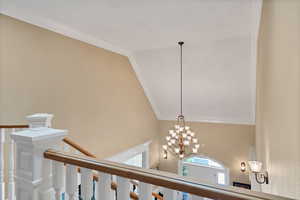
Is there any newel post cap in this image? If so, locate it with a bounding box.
[27,113,54,128]
[11,113,67,144]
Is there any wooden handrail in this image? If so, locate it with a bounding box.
[0,125,29,128]
[44,149,292,200]
[63,137,97,158]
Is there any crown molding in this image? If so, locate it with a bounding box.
[0,10,130,56]
[128,54,162,119]
[0,9,162,120]
[159,117,255,125]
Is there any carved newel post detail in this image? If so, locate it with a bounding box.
[11,114,67,200]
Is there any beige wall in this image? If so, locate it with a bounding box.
[0,14,159,167]
[158,120,255,184]
[256,0,300,198]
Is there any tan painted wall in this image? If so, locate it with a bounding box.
[0,14,159,167]
[158,120,255,184]
[256,0,300,198]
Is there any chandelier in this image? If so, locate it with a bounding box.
[162,41,200,160]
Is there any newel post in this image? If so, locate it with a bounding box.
[11,113,67,200]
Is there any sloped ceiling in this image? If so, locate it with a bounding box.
[0,0,262,124]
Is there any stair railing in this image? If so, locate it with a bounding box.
[6,113,294,200]
[0,122,143,200]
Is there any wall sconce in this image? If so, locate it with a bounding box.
[162,145,168,159]
[163,152,168,159]
[240,162,246,172]
[248,161,269,184]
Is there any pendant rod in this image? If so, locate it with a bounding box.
[179,41,184,116]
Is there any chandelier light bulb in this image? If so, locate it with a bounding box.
[175,125,180,129]
[187,136,192,140]
[183,140,190,146]
[182,133,187,138]
[185,126,190,130]
[171,132,176,137]
[171,139,176,144]
[163,145,168,150]
[169,130,174,134]
[179,127,184,131]
[166,136,171,141]
[192,148,198,153]
[192,138,198,143]
[175,148,180,154]
[168,142,172,146]
[195,144,200,148]
[190,132,195,137]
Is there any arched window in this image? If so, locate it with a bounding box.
[184,156,224,169]
[179,155,230,186]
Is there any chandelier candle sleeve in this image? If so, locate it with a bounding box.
[162,41,200,160]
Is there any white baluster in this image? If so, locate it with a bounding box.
[0,129,5,200]
[116,176,130,200]
[163,188,177,200]
[97,172,113,200]
[8,128,16,200]
[53,161,65,200]
[81,168,93,200]
[139,182,152,200]
[66,165,78,200]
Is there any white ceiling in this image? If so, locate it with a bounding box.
[0,0,262,124]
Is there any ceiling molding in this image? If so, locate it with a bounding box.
[128,55,162,119]
[0,9,162,120]
[159,117,255,126]
[250,0,263,125]
[0,10,130,56]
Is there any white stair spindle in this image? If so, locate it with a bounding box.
[116,176,130,200]
[97,172,113,200]
[53,161,65,200]
[139,182,152,200]
[66,165,79,200]
[81,168,93,200]
[163,188,177,200]
[0,129,5,200]
[8,128,16,200]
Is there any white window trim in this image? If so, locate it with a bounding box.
[178,154,230,185]
[106,140,152,168]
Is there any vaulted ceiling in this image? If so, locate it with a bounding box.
[0,0,262,124]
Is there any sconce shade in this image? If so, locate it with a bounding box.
[241,162,246,172]
[248,161,262,173]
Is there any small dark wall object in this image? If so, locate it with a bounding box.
[233,182,251,190]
